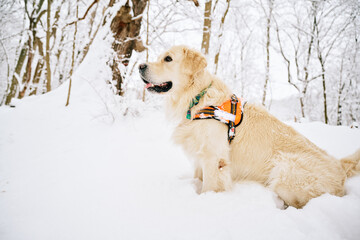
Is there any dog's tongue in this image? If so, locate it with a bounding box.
[145,83,154,89]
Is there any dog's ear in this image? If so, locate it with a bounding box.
[182,47,207,76]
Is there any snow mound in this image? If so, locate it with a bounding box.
[1,62,360,240]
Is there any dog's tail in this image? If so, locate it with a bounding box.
[341,149,360,177]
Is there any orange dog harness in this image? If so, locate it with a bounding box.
[193,94,245,143]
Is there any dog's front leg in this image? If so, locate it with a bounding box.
[194,166,203,181]
[201,157,232,193]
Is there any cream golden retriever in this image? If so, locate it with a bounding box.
[139,45,360,208]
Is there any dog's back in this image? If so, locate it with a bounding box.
[229,103,359,208]
[341,149,360,177]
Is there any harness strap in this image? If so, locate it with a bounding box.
[228,95,238,143]
[193,94,245,144]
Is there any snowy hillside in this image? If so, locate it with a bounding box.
[1,77,360,240]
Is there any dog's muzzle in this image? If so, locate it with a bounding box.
[138,63,173,93]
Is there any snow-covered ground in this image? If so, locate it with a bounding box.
[0,76,360,240]
[1,22,360,239]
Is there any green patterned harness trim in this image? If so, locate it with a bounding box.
[186,82,213,120]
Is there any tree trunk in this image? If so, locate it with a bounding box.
[337,84,344,126]
[319,59,328,124]
[65,0,78,107]
[214,0,230,74]
[18,38,34,99]
[18,0,47,99]
[0,40,11,105]
[5,46,28,105]
[18,0,46,98]
[201,0,212,55]
[110,0,147,96]
[313,3,328,124]
[143,0,151,102]
[30,59,44,96]
[336,52,346,125]
[30,37,45,96]
[45,0,52,92]
[300,4,316,118]
[300,92,305,118]
[261,0,273,106]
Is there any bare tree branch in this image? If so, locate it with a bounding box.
[65,0,99,27]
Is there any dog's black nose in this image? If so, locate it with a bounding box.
[139,63,147,71]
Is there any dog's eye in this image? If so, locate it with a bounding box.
[164,56,172,62]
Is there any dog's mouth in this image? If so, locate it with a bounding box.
[142,77,173,93]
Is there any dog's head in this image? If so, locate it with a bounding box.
[139,46,207,94]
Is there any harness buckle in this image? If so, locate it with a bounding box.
[231,94,238,104]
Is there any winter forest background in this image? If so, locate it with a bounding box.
[0,0,359,125]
